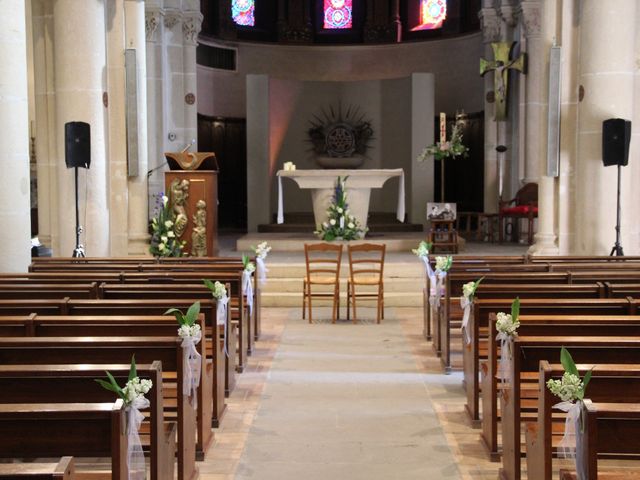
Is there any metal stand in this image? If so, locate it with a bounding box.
[610,164,624,256]
[72,166,85,258]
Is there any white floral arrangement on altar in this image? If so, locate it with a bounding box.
[314,176,365,241]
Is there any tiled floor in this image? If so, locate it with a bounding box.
[200,307,501,479]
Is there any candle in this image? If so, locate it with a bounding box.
[440,112,446,143]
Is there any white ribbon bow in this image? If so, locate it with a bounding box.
[554,400,587,479]
[496,333,513,383]
[126,396,150,480]
[460,296,473,345]
[181,329,202,406]
[216,294,230,356]
[242,270,254,316]
[256,257,268,285]
[429,271,447,310]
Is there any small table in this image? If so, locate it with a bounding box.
[429,219,458,253]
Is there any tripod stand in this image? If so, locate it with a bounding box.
[610,163,624,256]
[72,166,85,258]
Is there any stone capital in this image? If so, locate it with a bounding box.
[478,8,502,44]
[499,6,518,27]
[145,8,163,42]
[517,1,542,38]
[182,12,203,45]
[163,9,181,30]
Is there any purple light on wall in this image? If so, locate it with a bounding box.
[232,0,255,27]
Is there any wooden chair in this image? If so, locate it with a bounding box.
[346,243,386,324]
[302,243,343,324]
[499,182,538,244]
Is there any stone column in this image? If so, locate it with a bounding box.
[0,0,31,271]
[126,0,150,255]
[520,0,559,255]
[163,10,185,151]
[479,5,501,213]
[574,0,637,254]
[53,0,109,256]
[145,6,165,218]
[31,0,58,249]
[182,11,203,150]
[105,0,129,256]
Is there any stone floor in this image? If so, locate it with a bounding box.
[200,307,502,479]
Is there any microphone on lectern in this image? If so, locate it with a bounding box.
[181,138,196,153]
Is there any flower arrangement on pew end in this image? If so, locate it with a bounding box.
[546,347,593,467]
[252,241,271,260]
[204,279,227,301]
[165,301,202,339]
[315,176,365,241]
[435,255,453,273]
[495,297,521,391]
[462,277,484,302]
[242,254,256,274]
[412,240,433,258]
[95,355,152,406]
[149,193,186,257]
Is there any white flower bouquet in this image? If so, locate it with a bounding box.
[314,176,365,241]
[462,277,484,301]
[435,256,453,272]
[252,241,271,260]
[242,254,256,274]
[547,347,592,403]
[95,355,152,406]
[203,279,227,300]
[412,240,432,258]
[149,192,186,257]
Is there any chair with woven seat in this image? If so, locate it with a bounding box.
[346,243,386,324]
[499,182,538,244]
[302,243,343,324]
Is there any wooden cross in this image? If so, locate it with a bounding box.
[480,42,527,121]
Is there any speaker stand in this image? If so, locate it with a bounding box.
[610,164,624,256]
[72,166,85,258]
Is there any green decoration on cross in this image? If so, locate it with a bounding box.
[480,42,527,121]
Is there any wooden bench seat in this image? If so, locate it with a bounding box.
[0,362,184,480]
[0,336,210,461]
[482,314,640,460]
[0,456,75,480]
[0,402,128,480]
[499,336,640,480]
[527,363,640,480]
[464,298,633,423]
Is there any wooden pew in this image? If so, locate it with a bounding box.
[0,456,75,480]
[0,297,232,413]
[491,317,640,468]
[441,282,605,373]
[499,336,640,480]
[65,299,228,424]
[0,336,211,460]
[100,282,249,374]
[464,297,632,424]
[0,362,183,480]
[0,401,128,480]
[527,363,640,480]
[0,283,98,299]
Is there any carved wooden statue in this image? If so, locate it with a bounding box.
[170,178,190,238]
[191,199,207,257]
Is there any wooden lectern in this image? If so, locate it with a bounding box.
[164,152,219,256]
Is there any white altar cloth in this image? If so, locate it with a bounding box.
[277,169,405,230]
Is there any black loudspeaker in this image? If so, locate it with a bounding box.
[602,118,631,167]
[65,121,91,169]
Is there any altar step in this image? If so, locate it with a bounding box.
[259,259,424,307]
[258,212,424,233]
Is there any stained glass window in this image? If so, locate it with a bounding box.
[323,0,353,29]
[232,0,255,27]
[412,0,447,31]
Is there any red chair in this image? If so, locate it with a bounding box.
[499,183,538,244]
